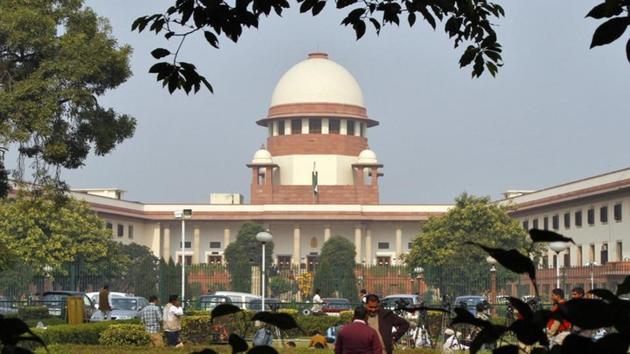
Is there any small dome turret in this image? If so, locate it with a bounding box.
[357,149,378,165]
[252,147,272,164]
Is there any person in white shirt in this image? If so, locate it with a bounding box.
[163,295,184,347]
[312,288,323,313]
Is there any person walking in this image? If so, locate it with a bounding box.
[364,294,410,354]
[335,306,383,354]
[140,295,163,347]
[98,284,112,320]
[311,288,323,313]
[163,295,184,347]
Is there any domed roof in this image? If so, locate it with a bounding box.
[357,149,378,164]
[270,53,365,108]
[252,148,272,164]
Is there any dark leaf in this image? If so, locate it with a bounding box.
[131,16,148,31]
[530,348,549,354]
[204,31,220,48]
[300,0,317,13]
[459,45,476,67]
[165,31,175,39]
[151,48,171,59]
[595,332,630,354]
[200,76,214,93]
[336,0,357,8]
[470,325,507,353]
[589,288,617,302]
[626,38,630,63]
[408,12,416,27]
[586,2,623,19]
[419,7,436,29]
[529,229,575,244]
[353,19,366,39]
[211,304,241,321]
[492,345,520,354]
[508,319,547,346]
[369,18,381,34]
[190,349,220,354]
[562,334,596,354]
[508,297,533,320]
[451,307,490,328]
[312,1,326,15]
[247,346,279,354]
[251,311,303,331]
[617,275,630,296]
[229,333,248,352]
[561,298,616,329]
[467,242,536,292]
[590,17,629,48]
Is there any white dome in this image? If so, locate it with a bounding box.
[252,148,272,164]
[358,149,378,164]
[270,53,364,108]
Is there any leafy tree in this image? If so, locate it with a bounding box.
[269,276,293,296]
[405,193,537,298]
[0,188,118,273]
[134,0,630,94]
[158,257,180,303]
[223,222,273,293]
[313,235,357,299]
[0,0,135,195]
[107,243,159,299]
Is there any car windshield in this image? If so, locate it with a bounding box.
[112,298,138,311]
[456,297,483,307]
[200,297,226,304]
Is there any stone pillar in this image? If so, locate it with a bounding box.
[251,266,261,296]
[322,118,329,134]
[395,228,403,264]
[293,225,301,265]
[151,223,161,258]
[301,118,309,134]
[193,226,201,264]
[365,228,372,265]
[223,226,231,248]
[324,226,331,242]
[354,225,362,263]
[163,227,171,262]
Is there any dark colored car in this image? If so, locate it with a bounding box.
[0,295,18,315]
[453,295,489,316]
[199,295,232,311]
[41,291,94,319]
[321,298,351,316]
[248,298,281,312]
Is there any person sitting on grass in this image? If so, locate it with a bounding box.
[309,330,328,349]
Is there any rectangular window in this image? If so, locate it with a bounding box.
[522,220,529,230]
[600,206,608,223]
[589,244,595,262]
[544,217,549,230]
[377,242,390,250]
[563,252,571,267]
[552,215,559,230]
[306,255,319,272]
[542,255,549,269]
[277,120,285,136]
[614,203,622,221]
[347,120,355,135]
[407,242,413,249]
[177,255,192,265]
[587,209,595,225]
[179,241,192,248]
[533,219,539,229]
[128,225,134,239]
[117,224,124,238]
[616,241,623,262]
[209,241,221,249]
[277,255,291,271]
[552,255,557,269]
[564,213,570,229]
[291,119,301,134]
[309,118,321,134]
[577,246,583,267]
[207,255,222,265]
[106,222,113,230]
[575,210,583,227]
[601,243,608,264]
[329,119,340,134]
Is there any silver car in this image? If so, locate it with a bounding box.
[90,296,149,321]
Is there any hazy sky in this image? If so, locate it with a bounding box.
[10,0,629,204]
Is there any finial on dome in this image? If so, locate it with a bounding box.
[308,52,328,59]
[260,143,266,149]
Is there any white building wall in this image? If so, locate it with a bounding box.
[272,155,358,185]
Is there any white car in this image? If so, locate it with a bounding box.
[86,291,133,309]
[213,291,261,309]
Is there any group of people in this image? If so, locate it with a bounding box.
[98,285,184,348]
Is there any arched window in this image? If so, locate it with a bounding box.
[310,237,318,248]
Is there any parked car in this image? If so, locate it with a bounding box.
[453,295,489,316]
[90,296,149,321]
[40,291,94,319]
[199,295,232,311]
[0,295,18,315]
[381,294,423,319]
[213,291,261,309]
[248,298,281,312]
[85,291,133,309]
[321,298,351,316]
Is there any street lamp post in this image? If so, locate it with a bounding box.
[585,261,599,291]
[256,231,273,312]
[413,267,424,295]
[174,209,192,308]
[486,256,498,307]
[549,242,570,290]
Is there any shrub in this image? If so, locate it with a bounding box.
[278,308,298,316]
[18,306,50,320]
[339,310,353,324]
[98,324,150,346]
[30,319,140,346]
[181,316,213,344]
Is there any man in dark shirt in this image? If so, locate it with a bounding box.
[364,294,410,354]
[335,306,382,354]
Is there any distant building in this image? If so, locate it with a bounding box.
[74,53,451,267]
